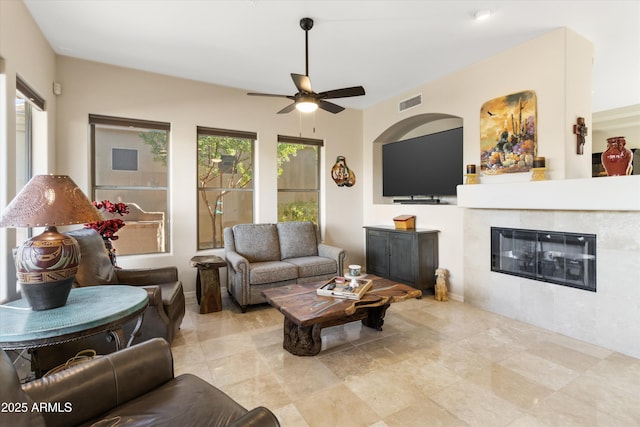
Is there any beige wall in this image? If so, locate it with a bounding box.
[0,2,598,304]
[54,56,364,292]
[362,28,593,299]
[0,0,57,301]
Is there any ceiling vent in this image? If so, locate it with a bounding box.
[399,94,422,112]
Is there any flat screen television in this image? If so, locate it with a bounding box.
[382,127,463,203]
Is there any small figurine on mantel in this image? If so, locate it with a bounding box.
[435,268,449,302]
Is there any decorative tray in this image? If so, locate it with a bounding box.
[316,276,372,300]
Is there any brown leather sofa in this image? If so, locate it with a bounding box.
[1,338,280,427]
[30,228,185,376]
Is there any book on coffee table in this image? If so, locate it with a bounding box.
[316,277,372,300]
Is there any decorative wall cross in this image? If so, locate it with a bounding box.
[573,117,588,155]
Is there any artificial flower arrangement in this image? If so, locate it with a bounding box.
[85,200,129,266]
[85,200,130,240]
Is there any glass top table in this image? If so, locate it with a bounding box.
[0,285,148,350]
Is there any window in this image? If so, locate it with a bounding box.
[90,114,170,255]
[7,77,44,301]
[197,127,255,249]
[277,135,322,225]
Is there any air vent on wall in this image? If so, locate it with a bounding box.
[399,94,422,112]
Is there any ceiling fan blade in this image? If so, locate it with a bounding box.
[318,86,366,99]
[247,92,293,99]
[318,100,345,114]
[277,102,298,114]
[291,73,313,93]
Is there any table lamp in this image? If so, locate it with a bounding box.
[0,175,102,310]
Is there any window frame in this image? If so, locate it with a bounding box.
[276,134,323,226]
[6,77,42,302]
[196,126,256,250]
[89,114,171,255]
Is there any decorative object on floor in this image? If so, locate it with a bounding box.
[331,156,356,187]
[393,215,415,230]
[573,117,588,155]
[247,17,365,114]
[0,175,102,311]
[434,268,449,301]
[602,136,633,176]
[480,90,537,175]
[85,200,129,266]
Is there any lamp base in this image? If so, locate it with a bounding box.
[20,278,74,311]
[14,226,80,311]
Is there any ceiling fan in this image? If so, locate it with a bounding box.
[247,17,366,114]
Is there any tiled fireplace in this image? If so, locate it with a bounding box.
[458,176,640,359]
[490,227,596,292]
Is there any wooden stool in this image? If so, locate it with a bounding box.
[190,255,226,314]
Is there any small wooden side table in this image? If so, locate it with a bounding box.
[190,255,227,314]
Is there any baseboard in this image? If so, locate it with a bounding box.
[448,292,464,302]
[184,290,197,305]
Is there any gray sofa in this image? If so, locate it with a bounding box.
[224,221,346,312]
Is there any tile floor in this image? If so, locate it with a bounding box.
[172,291,640,427]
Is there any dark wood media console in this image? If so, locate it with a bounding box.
[364,226,439,292]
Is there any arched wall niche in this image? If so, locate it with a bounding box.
[372,113,463,204]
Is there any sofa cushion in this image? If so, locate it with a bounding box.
[249,261,298,285]
[65,228,118,286]
[277,221,318,260]
[284,256,337,278]
[232,224,281,262]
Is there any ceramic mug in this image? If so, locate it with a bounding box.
[348,264,361,277]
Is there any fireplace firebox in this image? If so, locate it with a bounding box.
[491,227,596,292]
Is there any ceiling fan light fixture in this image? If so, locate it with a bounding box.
[247,17,365,114]
[296,100,318,113]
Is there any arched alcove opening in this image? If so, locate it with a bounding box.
[372,113,464,204]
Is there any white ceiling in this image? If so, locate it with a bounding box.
[24,0,640,113]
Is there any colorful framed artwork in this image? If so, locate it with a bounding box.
[480,90,537,175]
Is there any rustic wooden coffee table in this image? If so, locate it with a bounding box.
[262,276,421,356]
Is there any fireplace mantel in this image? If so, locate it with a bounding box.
[457,175,640,211]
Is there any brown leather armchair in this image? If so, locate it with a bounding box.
[1,338,280,427]
[30,228,185,376]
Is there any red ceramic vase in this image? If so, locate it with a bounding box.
[601,136,633,176]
